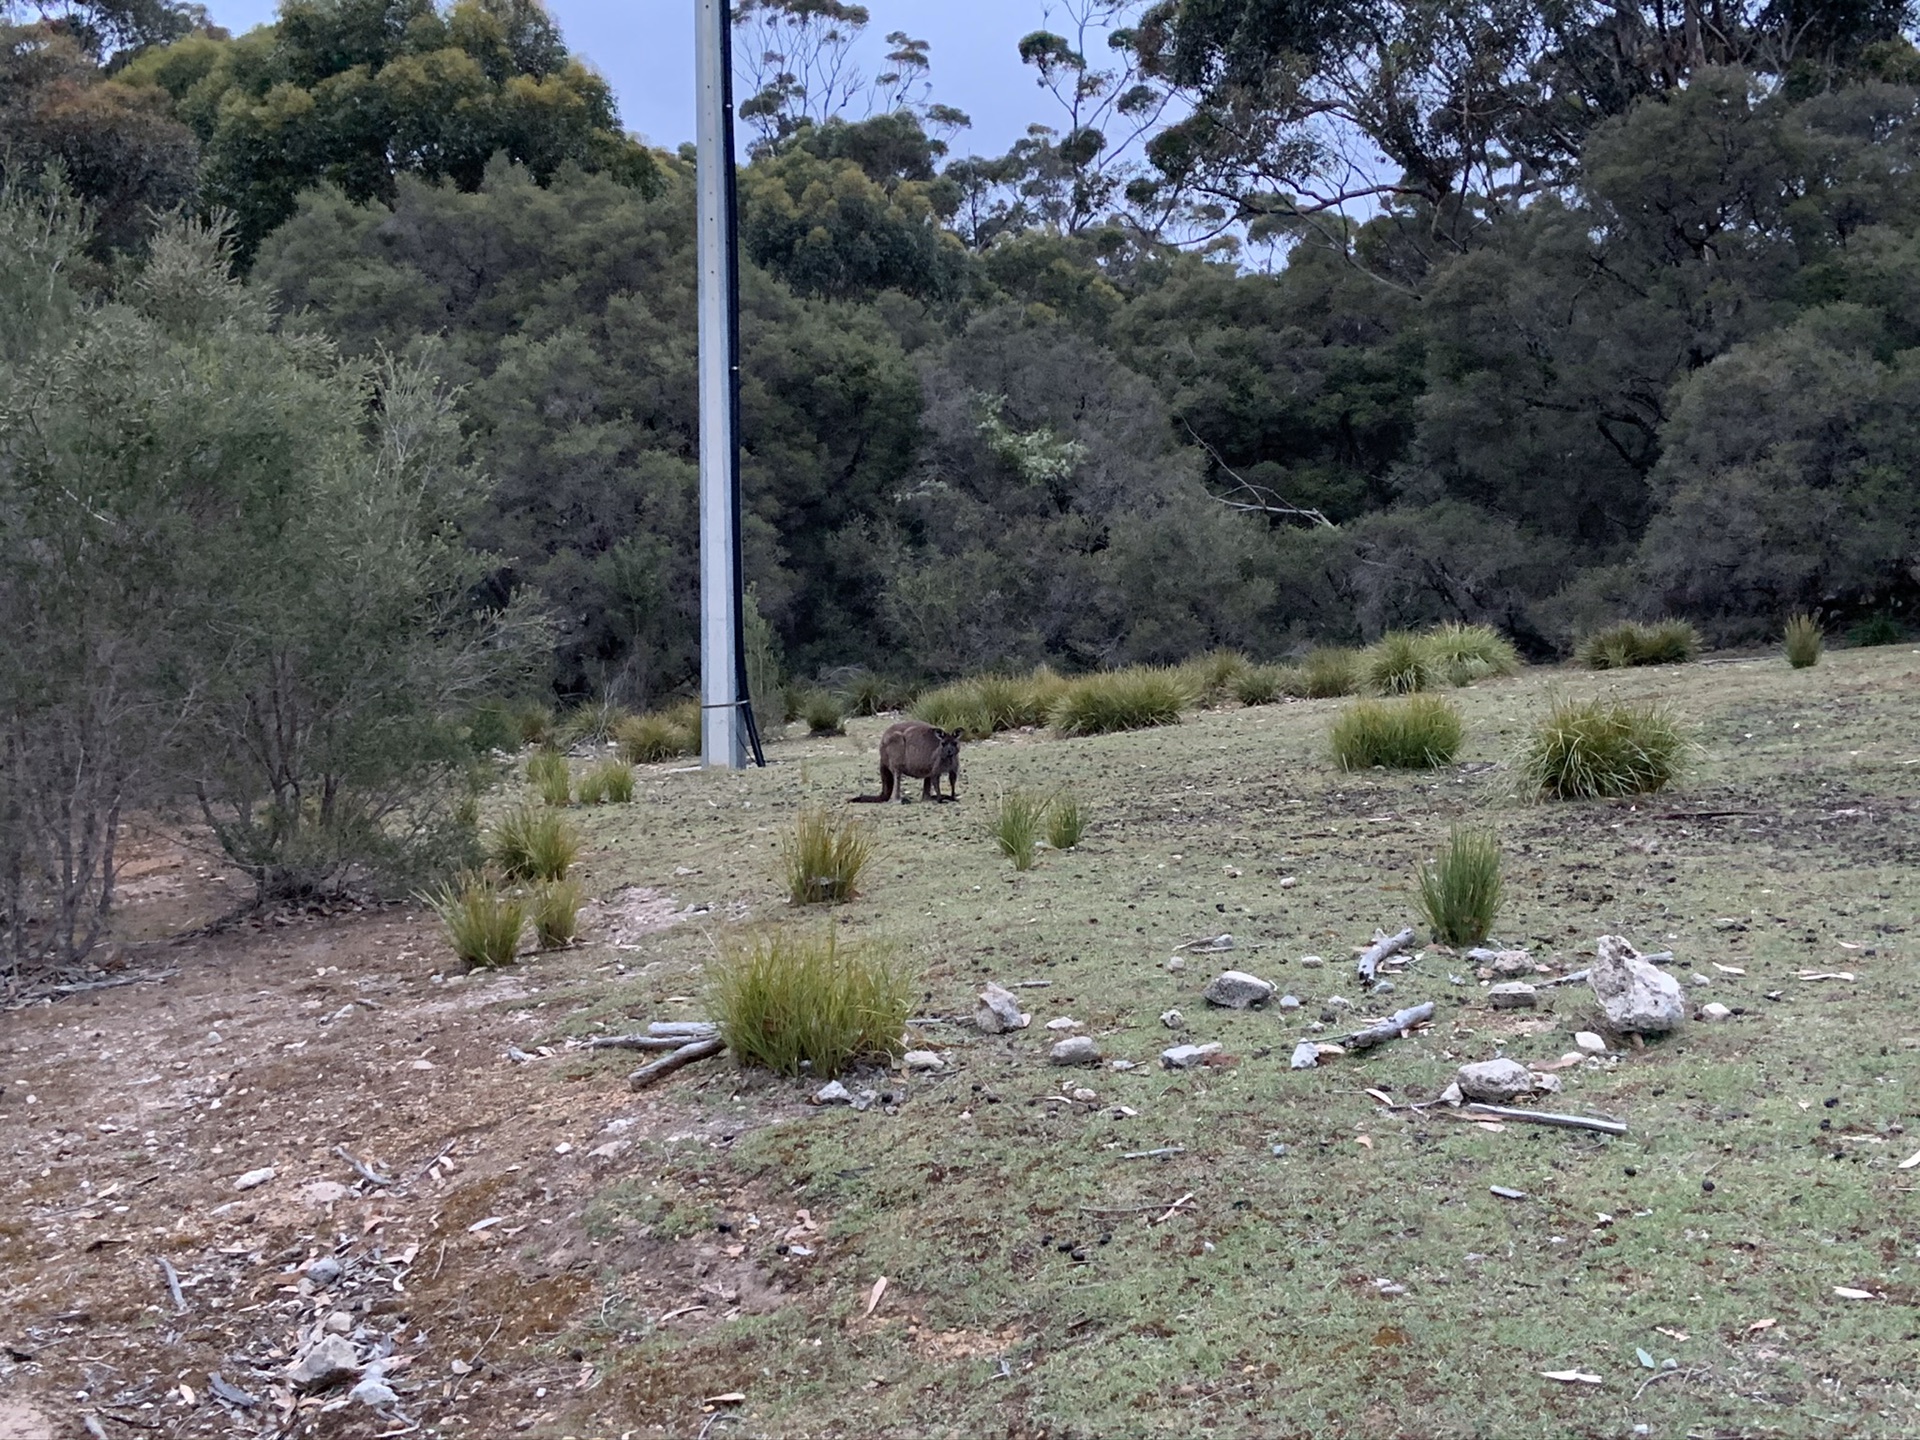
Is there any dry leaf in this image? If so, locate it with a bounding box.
[1837,941,1862,950]
[1711,963,1746,975]
[862,1275,889,1319]
[1476,1121,1506,1132]
[449,1359,473,1376]
[1797,971,1856,982]
[1363,1088,1394,1106]
[466,1217,503,1233]
[1540,1370,1603,1385]
[1745,1317,1777,1333]
[704,1392,745,1405]
[1833,1287,1879,1300]
[178,1384,196,1406]
[1355,1135,1373,1150]
[1316,1043,1347,1057]
[1655,1327,1689,1342]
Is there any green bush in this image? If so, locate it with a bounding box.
[710,929,916,1078]
[1422,623,1522,686]
[525,747,572,807]
[463,701,523,755]
[800,690,847,736]
[530,877,584,949]
[423,874,524,971]
[1046,792,1086,851]
[1846,613,1904,647]
[1578,620,1702,669]
[991,790,1045,871]
[1232,664,1293,706]
[1299,647,1361,698]
[1364,631,1440,694]
[1050,666,1194,736]
[1416,828,1503,947]
[782,807,875,905]
[1330,695,1465,770]
[490,805,581,881]
[575,760,634,804]
[614,703,700,763]
[1518,697,1684,800]
[1784,614,1823,669]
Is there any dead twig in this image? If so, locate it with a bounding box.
[1463,1104,1628,1136]
[584,1033,693,1051]
[1337,1001,1436,1050]
[1635,1365,1703,1401]
[156,1256,186,1315]
[628,1035,726,1090]
[1356,927,1416,987]
[334,1145,394,1187]
[1120,1146,1185,1160]
[1078,1198,1192,1214]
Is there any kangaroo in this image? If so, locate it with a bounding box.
[850,721,961,803]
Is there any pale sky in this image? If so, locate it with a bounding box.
[201,0,1094,161]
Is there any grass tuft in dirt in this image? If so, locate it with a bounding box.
[990,790,1046,871]
[526,747,572,807]
[800,690,847,736]
[574,760,633,805]
[1364,631,1440,694]
[1422,622,1522,685]
[1045,792,1086,852]
[529,877,583,949]
[1231,663,1293,706]
[781,807,874,905]
[1330,694,1463,770]
[710,928,916,1078]
[1299,646,1361,698]
[614,704,700,763]
[1785,613,1824,669]
[490,806,581,881]
[557,701,631,747]
[1518,696,1684,799]
[422,872,524,970]
[1416,827,1503,947]
[1050,667,1192,736]
[1578,619,1702,669]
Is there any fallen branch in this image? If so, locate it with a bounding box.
[1536,970,1592,989]
[156,1257,186,1315]
[1356,928,1416,987]
[647,1021,719,1039]
[334,1145,394,1187]
[628,1036,726,1090]
[1339,1001,1435,1050]
[1464,1103,1628,1136]
[585,1033,697,1051]
[1120,1146,1185,1160]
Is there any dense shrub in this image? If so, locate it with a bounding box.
[1330,695,1464,770]
[1417,829,1503,947]
[1518,698,1684,799]
[1846,614,1904,647]
[1178,650,1253,705]
[801,690,847,736]
[710,929,916,1077]
[842,671,918,716]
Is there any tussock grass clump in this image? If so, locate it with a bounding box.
[1784,614,1823,668]
[1178,649,1252,705]
[1519,697,1684,800]
[800,690,847,736]
[1300,647,1362,698]
[515,704,555,747]
[557,700,630,746]
[991,790,1046,871]
[1046,792,1086,852]
[530,878,584,949]
[1423,622,1522,686]
[1847,613,1904,647]
[423,873,524,971]
[1330,694,1464,771]
[614,703,700,763]
[1578,619,1702,669]
[575,760,633,805]
[1416,828,1503,947]
[1364,631,1440,694]
[1232,663,1294,706]
[843,671,917,716]
[490,805,581,881]
[525,747,572,807]
[1050,666,1193,736]
[782,807,874,905]
[911,680,997,739]
[710,929,916,1078]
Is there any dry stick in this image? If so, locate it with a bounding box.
[1338,1001,1436,1050]
[1464,1103,1628,1137]
[647,1021,719,1038]
[156,1257,186,1315]
[1356,928,1417,987]
[628,1035,726,1090]
[1536,970,1592,989]
[585,1033,696,1051]
[1121,1146,1185,1160]
[1078,1199,1192,1214]
[334,1144,394,1187]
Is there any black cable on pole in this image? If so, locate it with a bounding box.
[717,10,765,767]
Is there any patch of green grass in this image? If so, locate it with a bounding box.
[614,704,700,764]
[1363,630,1440,694]
[1330,694,1464,770]
[421,873,523,970]
[781,806,874,905]
[1045,792,1085,851]
[1784,613,1823,669]
[1422,622,1522,686]
[709,929,916,1077]
[1049,666,1193,736]
[991,790,1045,871]
[1298,646,1361,698]
[581,1176,710,1242]
[1578,619,1702,669]
[525,747,572,807]
[1518,696,1685,799]
[1416,827,1503,947]
[489,805,580,881]
[530,877,583,949]
[574,760,633,805]
[1230,663,1293,706]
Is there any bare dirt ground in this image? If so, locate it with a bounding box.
[2,644,1918,1440]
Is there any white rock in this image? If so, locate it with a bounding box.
[1574,1031,1608,1055]
[299,1180,350,1207]
[1455,1059,1538,1103]
[1045,1017,1081,1031]
[1161,1043,1223,1069]
[1298,954,1326,969]
[1437,1080,1464,1106]
[1160,1009,1186,1030]
[349,1376,398,1409]
[234,1167,277,1192]
[1488,982,1538,1010]
[588,1140,630,1161]
[812,1080,853,1105]
[286,1335,360,1389]
[1699,1002,1732,1021]
[1530,1071,1563,1094]
[975,983,1031,1034]
[1050,1036,1100,1066]
[1470,948,1536,977]
[901,1050,944,1071]
[1589,936,1686,1035]
[1204,970,1275,1009]
[1165,956,1186,973]
[1278,994,1301,1009]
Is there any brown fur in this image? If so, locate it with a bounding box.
[849,721,961,803]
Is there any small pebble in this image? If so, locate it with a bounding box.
[1297,954,1325,969]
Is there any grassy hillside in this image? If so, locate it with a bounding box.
[543,645,1920,1439]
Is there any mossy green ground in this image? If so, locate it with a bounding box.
[540,647,1920,1439]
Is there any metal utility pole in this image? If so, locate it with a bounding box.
[694,0,763,769]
